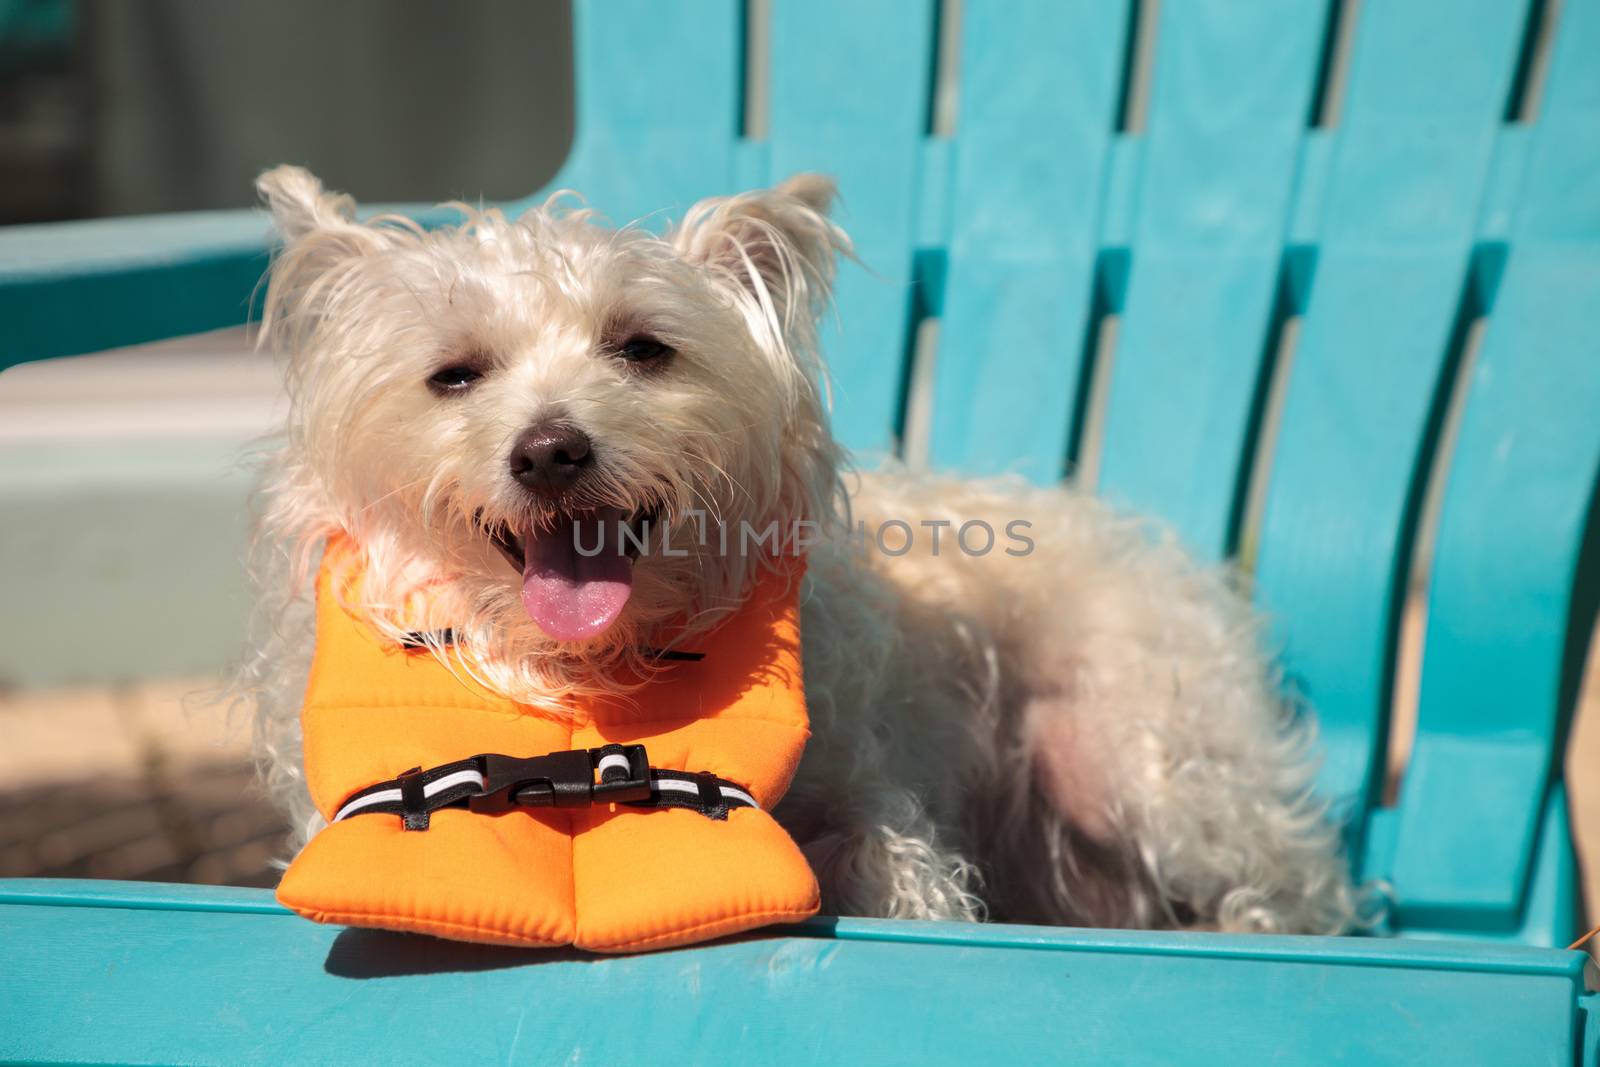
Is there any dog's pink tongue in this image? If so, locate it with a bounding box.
[520,508,634,641]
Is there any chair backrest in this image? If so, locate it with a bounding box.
[540,0,1600,943]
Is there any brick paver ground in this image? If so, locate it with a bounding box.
[0,678,284,887]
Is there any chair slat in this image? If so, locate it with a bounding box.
[1389,0,1600,935]
[929,0,1131,481]
[1251,0,1532,833]
[1095,0,1328,559]
[767,0,937,455]
[549,0,744,225]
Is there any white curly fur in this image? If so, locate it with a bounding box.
[242,164,1368,934]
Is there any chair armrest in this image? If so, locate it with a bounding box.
[0,210,273,370]
[0,199,518,371]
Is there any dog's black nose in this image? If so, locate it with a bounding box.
[509,424,593,496]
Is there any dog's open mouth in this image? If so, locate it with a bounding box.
[487,507,655,641]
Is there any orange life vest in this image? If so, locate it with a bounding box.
[275,536,819,952]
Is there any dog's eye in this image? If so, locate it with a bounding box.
[427,364,483,393]
[615,335,673,365]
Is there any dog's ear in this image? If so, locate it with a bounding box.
[256,166,389,350]
[256,165,383,293]
[256,165,361,242]
[673,174,850,334]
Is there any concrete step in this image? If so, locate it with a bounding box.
[0,328,279,688]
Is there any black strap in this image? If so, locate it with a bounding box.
[332,744,756,830]
[637,647,707,662]
[397,766,430,831]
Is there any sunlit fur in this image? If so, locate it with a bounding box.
[244,165,1366,934]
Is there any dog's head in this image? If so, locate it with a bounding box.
[257,166,845,689]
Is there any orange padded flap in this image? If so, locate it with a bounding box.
[277,541,818,951]
[278,809,577,948]
[571,806,819,953]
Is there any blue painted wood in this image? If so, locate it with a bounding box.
[1588,998,1600,1067]
[1250,0,1532,849]
[1095,0,1328,559]
[0,879,1589,1066]
[1388,0,1600,935]
[0,212,270,369]
[766,0,936,456]
[531,0,745,227]
[928,0,1130,481]
[1370,783,1582,948]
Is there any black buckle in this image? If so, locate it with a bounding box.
[468,745,652,814]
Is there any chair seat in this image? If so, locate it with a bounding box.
[0,878,1593,1066]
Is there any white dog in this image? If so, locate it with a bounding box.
[243,165,1362,935]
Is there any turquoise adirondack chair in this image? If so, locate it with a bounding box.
[3,1,1598,1062]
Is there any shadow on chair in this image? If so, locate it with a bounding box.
[323,927,592,978]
